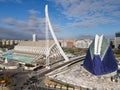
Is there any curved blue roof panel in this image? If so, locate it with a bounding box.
[83,35,118,75]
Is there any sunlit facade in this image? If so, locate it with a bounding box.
[75,39,92,48]
[115,32,120,49]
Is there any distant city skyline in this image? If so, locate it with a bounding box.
[0,0,120,40]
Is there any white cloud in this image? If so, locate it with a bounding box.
[52,24,61,32]
[16,0,22,3]
[49,0,120,28]
[113,11,120,17]
[28,9,40,15]
[2,15,62,39]
[3,16,45,31]
[0,0,22,3]
[0,0,5,2]
[0,26,31,39]
[66,17,117,30]
[3,16,62,32]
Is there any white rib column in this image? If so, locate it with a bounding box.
[45,5,69,62]
[45,7,50,69]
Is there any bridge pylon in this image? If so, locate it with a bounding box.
[45,5,69,69]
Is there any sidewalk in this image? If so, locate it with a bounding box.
[0,86,9,90]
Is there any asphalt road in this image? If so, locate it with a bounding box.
[0,69,30,90]
[0,56,85,90]
[0,68,57,90]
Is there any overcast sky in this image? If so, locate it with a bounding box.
[0,0,120,40]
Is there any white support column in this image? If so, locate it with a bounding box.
[46,9,50,69]
[115,37,117,49]
[45,5,69,62]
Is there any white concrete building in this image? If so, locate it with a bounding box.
[115,32,120,49]
[33,34,37,42]
[75,39,92,48]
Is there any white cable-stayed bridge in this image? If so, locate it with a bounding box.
[0,5,85,70]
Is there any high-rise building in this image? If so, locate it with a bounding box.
[33,34,37,42]
[115,32,120,49]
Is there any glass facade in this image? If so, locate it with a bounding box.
[116,32,120,37]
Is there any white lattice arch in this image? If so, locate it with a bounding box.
[45,5,69,67]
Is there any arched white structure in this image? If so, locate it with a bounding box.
[45,5,69,67]
[9,5,69,67]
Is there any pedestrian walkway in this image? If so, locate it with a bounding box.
[0,86,9,90]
